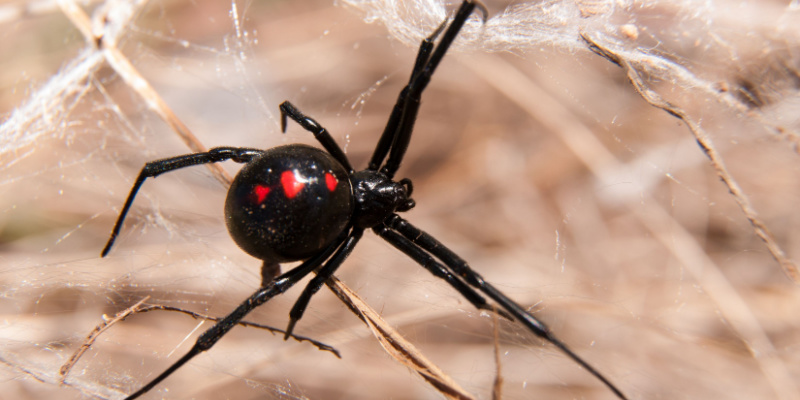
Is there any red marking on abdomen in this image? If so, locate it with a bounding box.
[251,185,270,204]
[281,170,305,198]
[325,173,337,192]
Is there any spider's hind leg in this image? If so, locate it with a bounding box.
[121,241,342,400]
[283,229,364,339]
[102,147,265,257]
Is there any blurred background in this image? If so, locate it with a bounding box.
[1,0,799,399]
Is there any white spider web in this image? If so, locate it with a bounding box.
[1,0,799,399]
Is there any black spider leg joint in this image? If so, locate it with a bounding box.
[122,229,354,400]
[377,215,629,400]
[369,0,488,178]
[371,221,513,320]
[101,147,265,257]
[283,228,364,339]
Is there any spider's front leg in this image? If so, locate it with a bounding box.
[373,0,488,178]
[373,222,511,319]
[379,215,629,400]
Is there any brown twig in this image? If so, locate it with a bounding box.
[58,297,341,383]
[491,307,503,400]
[464,45,800,400]
[581,32,799,284]
[59,297,152,382]
[132,304,341,357]
[326,276,476,400]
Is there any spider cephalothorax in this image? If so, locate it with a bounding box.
[351,170,414,228]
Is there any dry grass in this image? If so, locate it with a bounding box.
[1,1,799,399]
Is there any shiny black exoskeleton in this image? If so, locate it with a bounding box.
[100,2,628,399]
[350,170,414,228]
[225,144,353,263]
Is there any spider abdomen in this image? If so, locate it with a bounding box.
[225,144,353,263]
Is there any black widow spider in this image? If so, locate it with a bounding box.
[101,1,627,399]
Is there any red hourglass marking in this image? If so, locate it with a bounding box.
[325,173,337,192]
[251,185,271,204]
[281,170,305,199]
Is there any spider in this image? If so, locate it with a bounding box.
[101,1,627,399]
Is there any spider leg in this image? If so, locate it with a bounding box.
[102,147,265,257]
[122,230,349,400]
[283,228,364,339]
[367,15,449,171]
[382,215,629,400]
[261,261,281,287]
[375,0,488,178]
[372,221,506,318]
[279,101,354,172]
